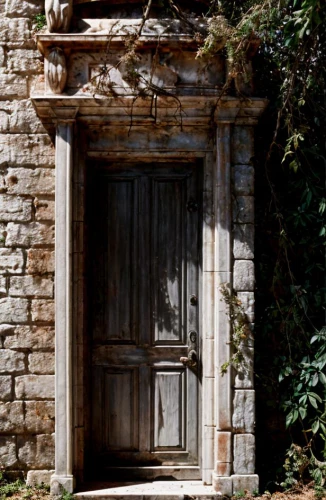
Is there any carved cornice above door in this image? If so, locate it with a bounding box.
[34,16,267,123]
[32,94,268,128]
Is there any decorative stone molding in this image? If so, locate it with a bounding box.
[49,106,78,495]
[45,0,73,33]
[32,25,268,493]
[47,48,67,95]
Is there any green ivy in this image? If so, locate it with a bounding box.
[200,0,326,491]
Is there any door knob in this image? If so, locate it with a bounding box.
[180,349,197,367]
[190,294,197,306]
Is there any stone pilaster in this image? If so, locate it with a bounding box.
[50,107,78,496]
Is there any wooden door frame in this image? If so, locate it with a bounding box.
[31,95,267,496]
[79,150,212,485]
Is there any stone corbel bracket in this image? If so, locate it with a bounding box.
[47,47,68,94]
[45,0,73,33]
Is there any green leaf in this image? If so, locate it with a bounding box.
[308,395,318,408]
[320,422,326,436]
[307,392,322,403]
[311,372,319,386]
[311,419,320,434]
[286,412,294,428]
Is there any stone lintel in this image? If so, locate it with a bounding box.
[31,95,267,128]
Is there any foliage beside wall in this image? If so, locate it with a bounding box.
[210,0,326,492]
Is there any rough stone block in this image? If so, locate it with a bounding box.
[24,402,55,433]
[233,260,255,291]
[0,436,17,467]
[0,46,5,67]
[0,223,6,246]
[31,299,54,322]
[6,168,55,195]
[216,431,232,464]
[236,292,255,323]
[233,196,254,224]
[4,326,54,349]
[233,224,254,260]
[0,323,15,335]
[0,19,33,47]
[234,345,254,389]
[231,127,254,165]
[27,470,53,487]
[233,434,255,474]
[9,100,46,134]
[0,75,28,98]
[0,297,28,322]
[0,19,9,42]
[212,474,233,496]
[232,474,259,495]
[29,352,55,374]
[6,222,55,247]
[0,135,54,167]
[215,462,231,476]
[0,350,25,373]
[5,0,43,18]
[232,390,255,432]
[10,276,53,298]
[15,375,55,400]
[233,165,254,195]
[7,19,31,44]
[0,170,6,193]
[27,249,54,275]
[7,49,43,74]
[18,434,55,469]
[0,103,10,132]
[0,248,24,274]
[0,375,12,400]
[0,195,32,222]
[0,276,6,293]
[0,402,24,432]
[34,198,55,221]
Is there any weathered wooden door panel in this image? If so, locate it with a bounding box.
[87,163,201,479]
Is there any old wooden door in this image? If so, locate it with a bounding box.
[87,162,201,480]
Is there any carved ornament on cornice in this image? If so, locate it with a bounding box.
[45,0,73,33]
[47,47,68,94]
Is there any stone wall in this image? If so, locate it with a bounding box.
[0,0,261,490]
[0,0,55,478]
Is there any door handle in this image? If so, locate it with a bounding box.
[180,349,197,367]
[180,330,198,367]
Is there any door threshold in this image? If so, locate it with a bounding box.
[75,481,218,499]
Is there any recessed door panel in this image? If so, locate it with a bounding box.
[152,178,185,344]
[153,369,185,450]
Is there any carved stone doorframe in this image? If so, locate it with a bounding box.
[32,94,267,496]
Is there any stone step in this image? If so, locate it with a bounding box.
[75,481,220,500]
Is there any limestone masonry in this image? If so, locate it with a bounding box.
[0,0,266,496]
[0,0,55,477]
